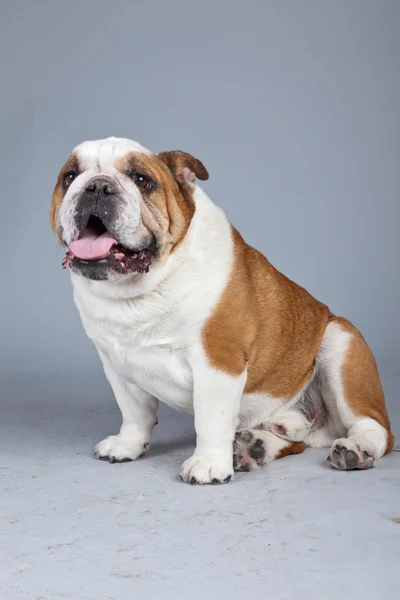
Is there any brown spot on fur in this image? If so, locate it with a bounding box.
[276,441,306,459]
[158,150,209,183]
[203,227,331,399]
[50,153,80,240]
[335,317,394,454]
[156,150,208,252]
[115,152,205,254]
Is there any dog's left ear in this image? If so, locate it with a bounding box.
[158,150,209,185]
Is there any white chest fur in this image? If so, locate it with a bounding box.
[70,188,234,413]
[83,311,194,412]
[110,344,193,411]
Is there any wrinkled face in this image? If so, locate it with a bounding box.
[50,137,208,281]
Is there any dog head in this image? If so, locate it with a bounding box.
[50,137,208,281]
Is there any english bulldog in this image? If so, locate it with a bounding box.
[50,137,394,484]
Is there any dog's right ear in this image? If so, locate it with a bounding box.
[158,151,209,186]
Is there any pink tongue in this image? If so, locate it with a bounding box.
[69,229,118,260]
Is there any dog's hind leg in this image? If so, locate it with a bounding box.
[319,318,394,470]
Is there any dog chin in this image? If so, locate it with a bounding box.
[70,258,129,281]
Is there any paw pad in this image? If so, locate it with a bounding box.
[233,430,267,472]
[328,439,376,470]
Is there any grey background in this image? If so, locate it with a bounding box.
[0,0,399,373]
[0,2,399,599]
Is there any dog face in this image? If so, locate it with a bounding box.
[50,137,208,280]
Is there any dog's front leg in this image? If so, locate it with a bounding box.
[94,352,158,463]
[180,354,247,485]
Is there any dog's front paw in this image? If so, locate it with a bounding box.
[94,434,148,464]
[180,454,233,485]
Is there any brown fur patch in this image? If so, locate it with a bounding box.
[203,227,393,455]
[276,441,306,459]
[158,151,209,182]
[50,153,79,240]
[203,227,331,399]
[335,317,394,454]
[115,152,199,254]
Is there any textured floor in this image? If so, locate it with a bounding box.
[1,368,399,600]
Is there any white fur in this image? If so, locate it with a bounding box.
[269,409,314,442]
[94,352,158,462]
[306,426,336,448]
[317,322,353,431]
[59,140,150,248]
[315,323,388,465]
[72,175,244,481]
[72,186,234,410]
[239,393,282,429]
[254,430,299,462]
[180,355,247,484]
[74,137,152,166]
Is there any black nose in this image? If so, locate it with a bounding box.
[85,178,117,196]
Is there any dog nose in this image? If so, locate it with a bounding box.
[85,178,117,196]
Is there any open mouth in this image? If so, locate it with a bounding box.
[62,216,155,274]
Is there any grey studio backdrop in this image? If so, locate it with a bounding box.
[1,2,399,405]
[1,2,400,599]
[0,0,400,390]
[0,0,400,380]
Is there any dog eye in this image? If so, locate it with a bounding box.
[63,172,77,187]
[132,173,153,190]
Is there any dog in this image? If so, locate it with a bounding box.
[50,137,394,484]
